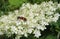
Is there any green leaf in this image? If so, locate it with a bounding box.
[45,35,57,39]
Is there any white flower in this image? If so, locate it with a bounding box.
[33,29,41,38]
[27,28,33,34]
[58,4,60,8]
[0,32,4,35]
[15,35,21,39]
[0,1,60,39]
[10,26,18,34]
[16,21,21,26]
[24,33,28,37]
[36,25,46,31]
[52,13,60,22]
[14,10,19,13]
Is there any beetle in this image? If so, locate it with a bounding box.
[17,16,27,21]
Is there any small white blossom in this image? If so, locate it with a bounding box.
[58,4,60,8]
[33,29,41,38]
[0,32,4,35]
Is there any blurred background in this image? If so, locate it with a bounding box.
[0,0,60,39]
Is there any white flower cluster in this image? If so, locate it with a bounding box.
[0,1,60,39]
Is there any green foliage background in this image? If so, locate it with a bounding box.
[0,0,60,39]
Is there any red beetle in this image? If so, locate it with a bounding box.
[17,16,27,21]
